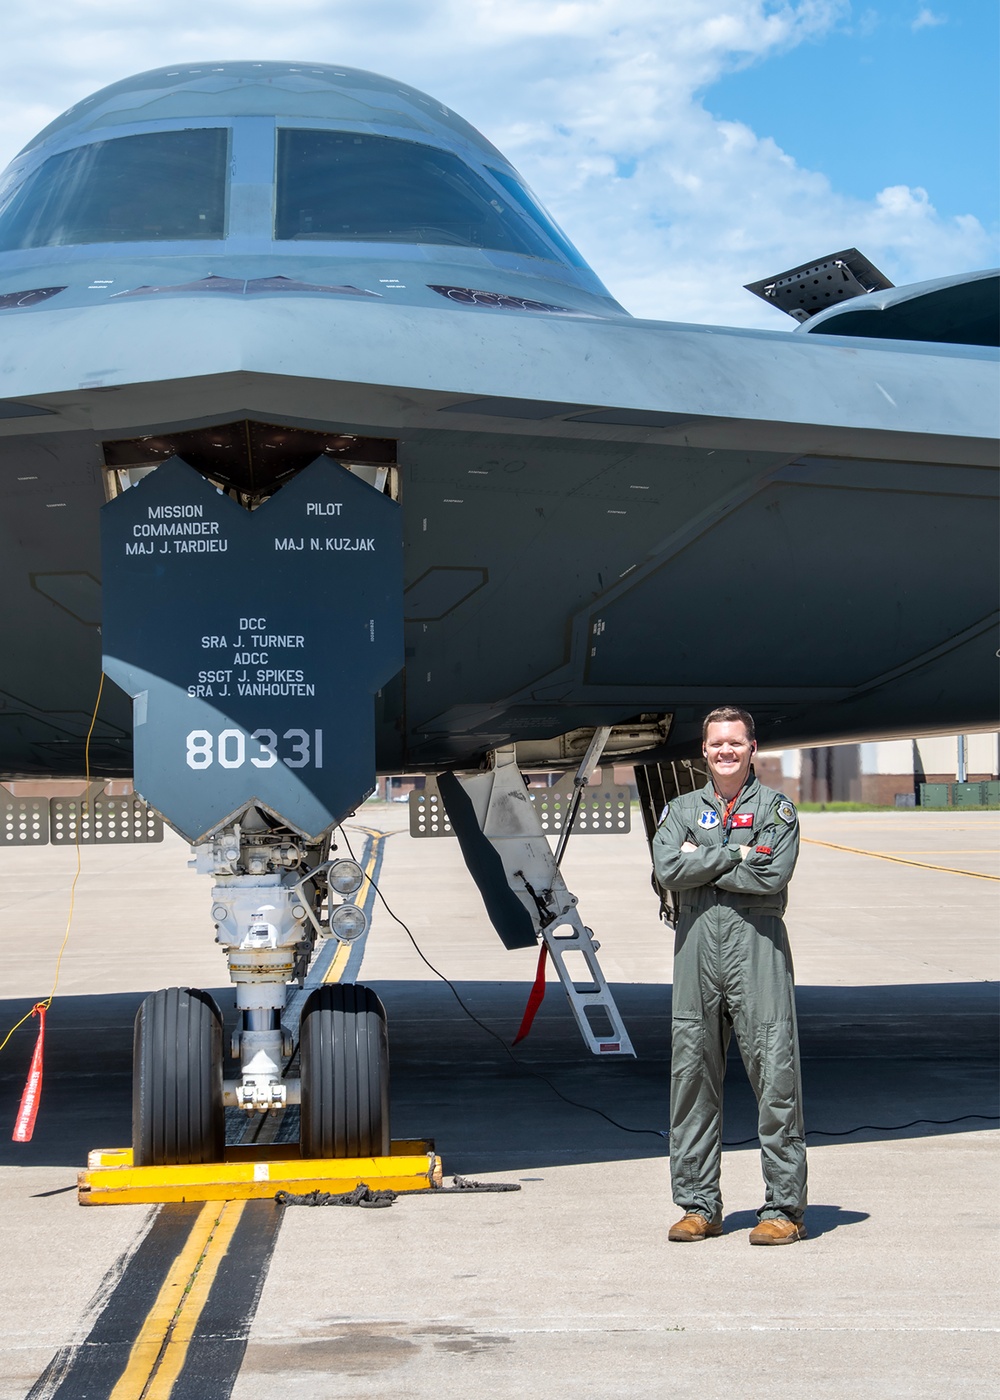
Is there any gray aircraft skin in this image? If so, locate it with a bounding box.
[0,61,997,795]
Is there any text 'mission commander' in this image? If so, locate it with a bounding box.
[653,706,807,1245]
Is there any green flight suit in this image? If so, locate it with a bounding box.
[653,771,806,1224]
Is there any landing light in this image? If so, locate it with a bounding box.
[329,858,364,895]
[330,903,367,942]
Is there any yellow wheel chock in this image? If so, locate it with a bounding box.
[78,1140,442,1205]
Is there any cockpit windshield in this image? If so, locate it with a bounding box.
[275,129,580,264]
[0,128,228,251]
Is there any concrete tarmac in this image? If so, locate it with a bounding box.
[0,807,996,1398]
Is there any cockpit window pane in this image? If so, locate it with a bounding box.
[0,129,228,250]
[485,167,587,269]
[275,129,570,262]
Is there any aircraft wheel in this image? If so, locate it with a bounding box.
[132,987,224,1167]
[299,983,390,1158]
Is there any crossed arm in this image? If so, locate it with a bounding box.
[652,803,799,896]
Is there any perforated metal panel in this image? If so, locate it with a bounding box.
[409,776,630,838]
[0,795,49,846]
[531,782,630,835]
[409,789,453,838]
[49,795,164,845]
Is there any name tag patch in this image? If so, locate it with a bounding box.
[732,813,754,828]
[698,810,720,829]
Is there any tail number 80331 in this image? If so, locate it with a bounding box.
[185,728,323,770]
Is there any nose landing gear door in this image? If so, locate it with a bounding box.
[101,454,402,842]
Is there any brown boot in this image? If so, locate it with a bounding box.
[748,1218,807,1245]
[668,1212,723,1242]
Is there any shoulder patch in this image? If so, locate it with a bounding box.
[775,798,797,826]
[698,809,720,829]
[657,802,670,824]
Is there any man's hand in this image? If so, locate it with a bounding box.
[680,840,697,853]
[738,843,772,861]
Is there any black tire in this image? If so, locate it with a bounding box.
[132,987,224,1167]
[300,983,390,1158]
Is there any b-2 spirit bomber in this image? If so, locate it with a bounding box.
[0,62,996,1165]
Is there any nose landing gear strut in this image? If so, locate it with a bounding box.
[131,819,389,1167]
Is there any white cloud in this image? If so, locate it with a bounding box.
[912,7,947,31]
[0,1,992,327]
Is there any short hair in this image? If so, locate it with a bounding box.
[702,706,755,743]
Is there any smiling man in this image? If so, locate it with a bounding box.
[653,707,807,1245]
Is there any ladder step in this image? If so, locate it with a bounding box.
[541,912,635,1057]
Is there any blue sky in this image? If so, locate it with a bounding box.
[704,1,999,231]
[0,1,995,326]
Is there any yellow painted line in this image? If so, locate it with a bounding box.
[323,939,351,984]
[802,836,1000,881]
[143,1201,245,1400]
[108,1201,222,1400]
[325,832,385,984]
